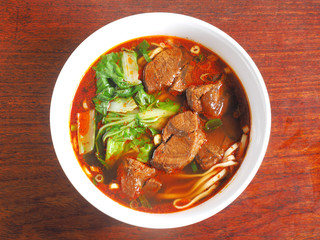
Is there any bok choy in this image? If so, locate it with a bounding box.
[122,50,141,86]
[95,100,180,168]
[108,97,138,113]
[77,109,95,155]
[93,48,144,115]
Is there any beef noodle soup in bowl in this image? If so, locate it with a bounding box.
[50,13,271,228]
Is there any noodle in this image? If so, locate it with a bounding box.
[158,140,243,209]
[157,161,237,200]
[173,169,227,209]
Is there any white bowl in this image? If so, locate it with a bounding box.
[50,12,271,229]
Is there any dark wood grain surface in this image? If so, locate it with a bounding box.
[1,0,319,239]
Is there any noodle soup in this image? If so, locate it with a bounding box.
[70,36,250,213]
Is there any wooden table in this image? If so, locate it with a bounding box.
[1,0,319,239]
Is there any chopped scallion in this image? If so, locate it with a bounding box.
[139,195,152,209]
[70,124,77,132]
[191,161,198,173]
[204,119,222,132]
[92,177,97,186]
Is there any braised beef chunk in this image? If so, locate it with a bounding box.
[143,47,183,93]
[196,145,223,170]
[170,64,195,92]
[142,178,162,197]
[143,47,193,93]
[152,131,205,173]
[186,84,213,112]
[186,81,231,118]
[179,46,193,67]
[201,82,231,118]
[151,111,206,173]
[118,158,157,199]
[196,127,233,170]
[162,111,199,142]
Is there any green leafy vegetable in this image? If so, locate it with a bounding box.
[105,137,125,166]
[134,88,157,111]
[108,97,138,113]
[116,84,143,98]
[93,99,110,116]
[137,40,151,62]
[95,137,107,167]
[137,144,154,163]
[122,126,146,141]
[94,53,133,90]
[156,99,181,112]
[77,109,96,155]
[93,51,144,116]
[121,50,141,85]
[204,118,223,132]
[95,85,115,101]
[93,83,143,116]
[148,127,158,136]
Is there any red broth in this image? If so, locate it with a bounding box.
[70,36,250,213]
